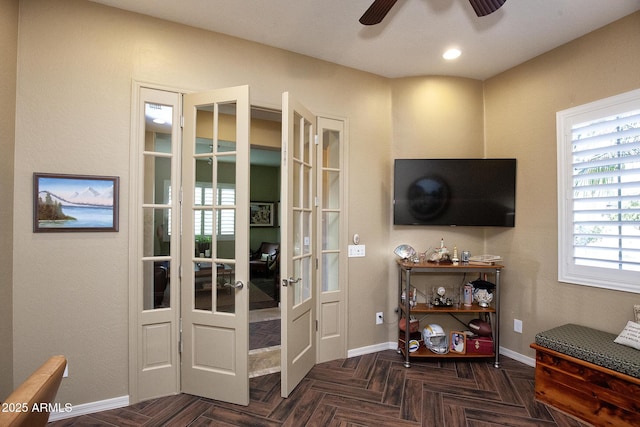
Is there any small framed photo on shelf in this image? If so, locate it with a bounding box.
[450,331,466,354]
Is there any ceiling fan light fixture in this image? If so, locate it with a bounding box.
[443,48,462,60]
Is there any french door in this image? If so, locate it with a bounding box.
[280,93,317,397]
[131,85,344,405]
[180,86,251,405]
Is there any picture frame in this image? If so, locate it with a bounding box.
[33,173,119,232]
[249,202,274,227]
[450,331,466,354]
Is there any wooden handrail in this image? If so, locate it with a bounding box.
[0,355,67,427]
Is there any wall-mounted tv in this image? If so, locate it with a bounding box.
[393,158,516,227]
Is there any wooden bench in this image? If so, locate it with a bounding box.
[0,355,67,427]
[530,324,640,427]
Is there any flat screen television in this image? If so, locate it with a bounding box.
[393,158,516,227]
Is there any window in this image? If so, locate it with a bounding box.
[557,88,640,294]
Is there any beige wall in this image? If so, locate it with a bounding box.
[387,76,488,333]
[13,0,391,405]
[8,0,640,408]
[483,12,640,357]
[0,0,18,400]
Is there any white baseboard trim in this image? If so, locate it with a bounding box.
[499,346,536,367]
[348,341,397,358]
[48,395,129,422]
[347,342,536,368]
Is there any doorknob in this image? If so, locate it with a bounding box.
[281,277,301,287]
[224,281,244,289]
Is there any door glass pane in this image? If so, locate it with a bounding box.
[301,256,311,301]
[303,165,312,209]
[322,253,339,292]
[303,119,311,164]
[322,170,340,209]
[293,211,302,257]
[293,112,302,160]
[143,156,171,204]
[143,207,171,257]
[144,103,173,153]
[322,129,339,169]
[194,260,212,311]
[293,162,301,208]
[194,209,212,258]
[143,259,170,310]
[322,212,339,251]
[293,258,302,306]
[303,211,311,254]
[216,261,235,313]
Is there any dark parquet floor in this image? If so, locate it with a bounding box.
[49,351,589,427]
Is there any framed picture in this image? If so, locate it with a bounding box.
[450,331,466,354]
[33,173,119,232]
[250,202,274,227]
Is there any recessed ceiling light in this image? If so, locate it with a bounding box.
[443,48,461,60]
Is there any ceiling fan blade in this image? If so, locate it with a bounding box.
[468,0,506,17]
[359,0,399,25]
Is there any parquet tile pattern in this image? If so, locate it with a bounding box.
[49,350,590,426]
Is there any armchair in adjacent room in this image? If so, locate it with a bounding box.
[249,242,279,278]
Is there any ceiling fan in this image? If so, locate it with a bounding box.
[359,0,507,25]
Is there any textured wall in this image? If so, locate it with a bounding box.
[483,11,640,357]
[0,0,18,400]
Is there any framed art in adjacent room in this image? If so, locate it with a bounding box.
[249,202,274,227]
[33,173,119,232]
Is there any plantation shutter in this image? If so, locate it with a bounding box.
[571,109,640,271]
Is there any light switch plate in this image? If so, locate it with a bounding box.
[348,245,365,257]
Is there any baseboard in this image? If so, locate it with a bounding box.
[48,395,129,422]
[348,341,396,358]
[499,346,536,367]
[347,342,536,368]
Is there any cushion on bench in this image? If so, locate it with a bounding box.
[535,323,640,379]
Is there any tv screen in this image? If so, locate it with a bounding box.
[393,158,516,227]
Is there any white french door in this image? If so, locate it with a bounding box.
[280,93,317,397]
[129,86,182,402]
[131,85,346,405]
[180,85,251,405]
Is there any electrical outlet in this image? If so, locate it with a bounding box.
[376,311,384,325]
[348,245,366,257]
[514,319,523,334]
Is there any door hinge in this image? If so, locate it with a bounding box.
[315,320,318,332]
[178,318,183,354]
[315,258,318,270]
[314,196,319,207]
[314,134,319,145]
[180,115,184,129]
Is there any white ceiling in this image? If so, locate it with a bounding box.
[89,0,640,80]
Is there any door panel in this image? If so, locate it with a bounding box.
[182,86,250,405]
[131,87,181,402]
[316,118,347,363]
[281,93,317,397]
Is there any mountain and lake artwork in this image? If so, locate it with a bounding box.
[33,173,119,232]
